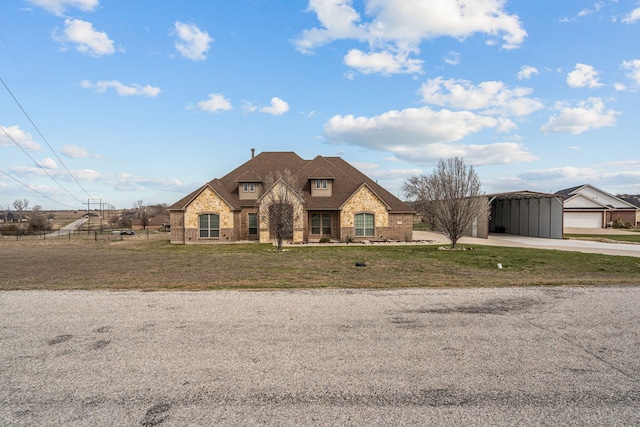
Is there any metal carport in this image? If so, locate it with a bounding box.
[488,191,564,239]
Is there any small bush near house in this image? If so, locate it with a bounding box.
[319,237,331,243]
[612,218,632,229]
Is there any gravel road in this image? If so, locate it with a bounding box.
[2,287,639,426]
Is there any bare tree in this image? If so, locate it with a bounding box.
[148,203,168,217]
[133,200,150,229]
[28,205,50,232]
[12,199,29,232]
[403,157,486,249]
[13,198,29,222]
[258,170,304,251]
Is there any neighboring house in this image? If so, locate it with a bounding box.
[169,151,414,244]
[555,184,639,228]
[132,214,170,230]
[618,194,640,209]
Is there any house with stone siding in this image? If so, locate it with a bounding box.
[169,151,414,244]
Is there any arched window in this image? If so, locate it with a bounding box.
[199,214,220,238]
[354,213,374,237]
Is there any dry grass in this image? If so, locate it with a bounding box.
[1,234,639,290]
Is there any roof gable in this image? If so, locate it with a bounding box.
[558,183,638,210]
[339,182,391,211]
[170,151,414,213]
[564,194,608,209]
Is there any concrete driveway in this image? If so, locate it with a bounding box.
[414,229,640,257]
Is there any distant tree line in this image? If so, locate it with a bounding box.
[0,199,53,234]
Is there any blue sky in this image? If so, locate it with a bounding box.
[1,0,640,211]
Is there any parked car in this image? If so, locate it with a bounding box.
[120,230,135,235]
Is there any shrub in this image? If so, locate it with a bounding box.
[612,218,632,229]
[319,237,331,244]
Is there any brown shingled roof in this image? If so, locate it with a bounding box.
[169,151,413,213]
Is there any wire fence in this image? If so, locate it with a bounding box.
[0,229,170,242]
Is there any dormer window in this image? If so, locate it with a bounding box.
[243,183,255,193]
[311,178,332,197]
[315,179,328,190]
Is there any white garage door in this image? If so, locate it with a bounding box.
[564,212,602,228]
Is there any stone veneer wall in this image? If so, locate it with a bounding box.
[182,187,235,243]
[340,186,389,241]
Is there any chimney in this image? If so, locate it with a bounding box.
[251,148,255,159]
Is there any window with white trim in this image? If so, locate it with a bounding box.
[199,214,220,238]
[315,179,328,189]
[243,183,255,192]
[354,213,374,237]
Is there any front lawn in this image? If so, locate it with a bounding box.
[1,237,639,290]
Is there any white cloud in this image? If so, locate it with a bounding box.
[605,160,640,168]
[0,125,43,151]
[349,162,423,180]
[443,51,460,66]
[173,21,213,61]
[107,173,185,191]
[196,94,232,113]
[54,19,115,57]
[294,0,367,53]
[25,0,98,16]
[344,48,423,75]
[242,102,258,113]
[567,63,603,88]
[621,7,640,23]
[80,80,161,97]
[295,0,526,75]
[621,59,640,85]
[323,106,535,165]
[519,166,599,182]
[578,1,604,18]
[419,77,543,117]
[61,144,101,159]
[540,98,619,135]
[37,157,58,169]
[517,65,539,80]
[614,82,627,91]
[259,97,290,116]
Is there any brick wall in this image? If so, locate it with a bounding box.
[170,211,185,244]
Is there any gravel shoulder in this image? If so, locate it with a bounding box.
[2,287,639,426]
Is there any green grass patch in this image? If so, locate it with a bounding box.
[1,237,639,290]
[565,234,640,243]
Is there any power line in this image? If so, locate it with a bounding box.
[0,168,77,209]
[0,125,85,204]
[0,76,93,200]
